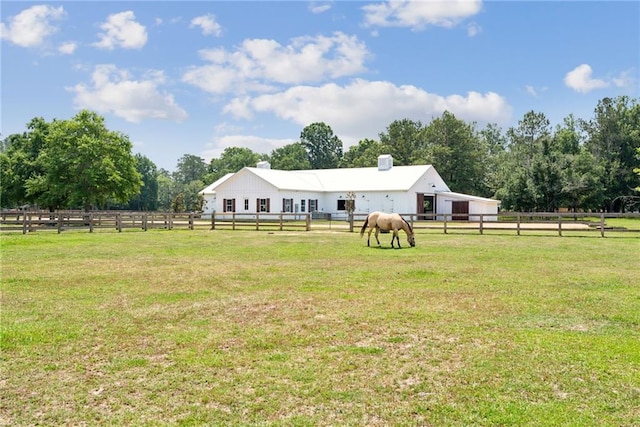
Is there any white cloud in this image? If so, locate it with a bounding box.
[362,0,482,30]
[190,14,222,36]
[93,11,147,50]
[58,41,77,55]
[309,2,333,14]
[467,22,482,37]
[0,5,65,48]
[525,85,537,97]
[182,32,370,94]
[612,69,637,91]
[67,64,188,123]
[564,64,609,93]
[524,85,549,98]
[223,79,512,147]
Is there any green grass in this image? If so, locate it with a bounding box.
[1,230,639,426]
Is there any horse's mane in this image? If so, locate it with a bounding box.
[400,215,413,233]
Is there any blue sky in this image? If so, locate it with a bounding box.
[2,1,638,172]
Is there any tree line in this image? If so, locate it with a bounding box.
[1,96,639,213]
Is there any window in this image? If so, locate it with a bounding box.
[223,198,236,212]
[337,199,346,211]
[283,198,293,213]
[309,199,318,212]
[257,198,270,212]
[300,199,306,212]
[244,198,249,211]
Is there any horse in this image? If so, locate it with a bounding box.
[360,211,415,248]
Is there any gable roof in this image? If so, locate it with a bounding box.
[199,173,234,195]
[201,164,449,194]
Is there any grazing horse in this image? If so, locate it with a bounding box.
[360,211,415,248]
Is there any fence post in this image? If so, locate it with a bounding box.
[279,213,283,231]
[89,213,94,233]
[142,213,148,231]
[479,214,483,235]
[558,214,562,237]
[255,213,259,231]
[22,212,28,234]
[117,213,122,232]
[600,212,605,238]
[516,213,521,236]
[443,214,448,234]
[57,212,63,234]
[306,213,311,231]
[211,212,216,230]
[189,213,194,230]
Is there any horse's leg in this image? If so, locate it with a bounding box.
[367,227,372,246]
[375,227,381,246]
[393,229,401,248]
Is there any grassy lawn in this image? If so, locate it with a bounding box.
[1,229,639,426]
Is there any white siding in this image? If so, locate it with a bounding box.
[200,163,499,220]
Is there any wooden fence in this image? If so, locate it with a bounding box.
[210,212,311,231]
[399,212,640,237]
[0,211,208,234]
[1,210,639,237]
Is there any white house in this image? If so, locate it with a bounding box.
[199,155,500,221]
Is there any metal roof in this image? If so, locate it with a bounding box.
[244,164,438,192]
[437,191,501,204]
[198,173,234,195]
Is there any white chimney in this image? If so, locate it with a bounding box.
[257,161,271,169]
[378,154,393,171]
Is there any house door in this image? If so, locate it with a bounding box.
[452,201,469,221]
[417,194,435,220]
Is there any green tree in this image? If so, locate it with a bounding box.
[0,118,50,208]
[171,192,185,213]
[340,139,383,168]
[497,111,553,211]
[479,123,507,198]
[24,110,142,211]
[125,154,158,210]
[422,111,488,195]
[378,119,425,166]
[174,154,207,185]
[582,96,640,211]
[208,147,261,182]
[635,147,640,192]
[299,122,343,169]
[560,149,605,211]
[529,137,563,211]
[157,169,176,212]
[181,180,205,212]
[268,143,311,170]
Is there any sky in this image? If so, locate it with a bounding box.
[1,1,639,172]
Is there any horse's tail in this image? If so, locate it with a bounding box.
[360,215,369,237]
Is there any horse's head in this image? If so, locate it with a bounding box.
[407,234,415,247]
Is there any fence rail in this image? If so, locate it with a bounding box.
[1,210,639,237]
[399,212,640,237]
[0,210,208,234]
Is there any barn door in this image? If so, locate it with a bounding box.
[417,194,435,220]
[452,201,469,221]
